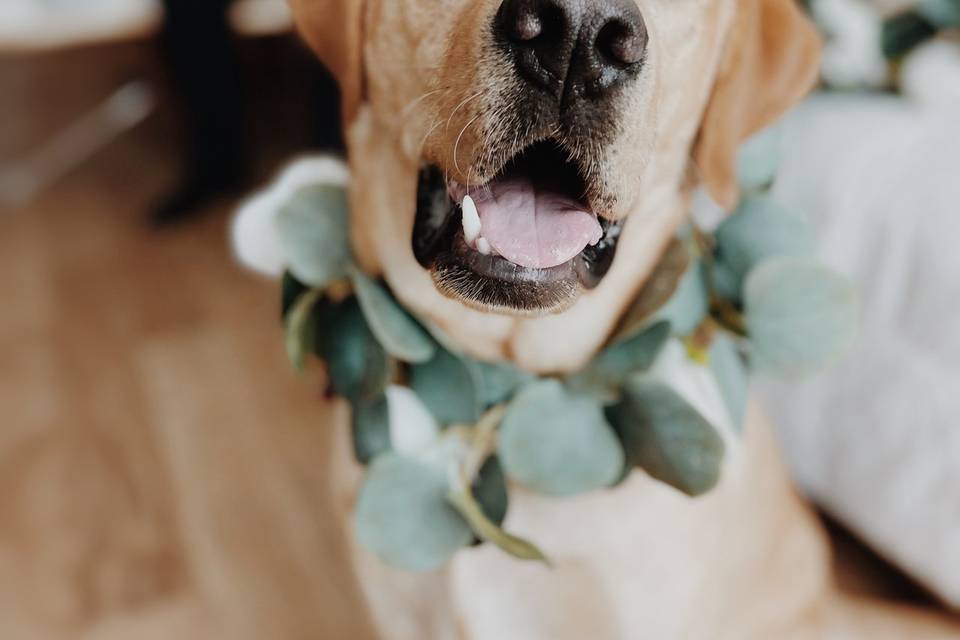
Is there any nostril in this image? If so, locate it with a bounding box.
[512,13,543,42]
[496,0,647,102]
[596,19,648,67]
[504,3,566,47]
[496,0,575,96]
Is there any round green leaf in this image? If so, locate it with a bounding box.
[410,349,481,426]
[744,257,858,378]
[467,360,535,408]
[882,12,936,60]
[275,184,352,288]
[498,380,625,497]
[284,289,323,372]
[607,376,725,497]
[714,196,815,300]
[709,334,749,433]
[449,486,548,564]
[737,126,782,193]
[281,271,309,319]
[409,352,532,428]
[352,394,392,464]
[712,260,741,303]
[654,261,709,337]
[355,454,473,571]
[318,299,390,404]
[569,321,671,400]
[614,238,690,341]
[918,0,960,27]
[473,456,509,527]
[350,269,436,364]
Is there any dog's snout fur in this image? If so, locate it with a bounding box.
[291,0,823,368]
[409,0,660,223]
[494,0,648,105]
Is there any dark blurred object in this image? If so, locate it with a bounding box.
[882,0,960,61]
[882,11,937,60]
[152,0,247,226]
[152,0,344,227]
[307,53,346,152]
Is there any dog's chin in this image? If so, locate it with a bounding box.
[412,141,622,316]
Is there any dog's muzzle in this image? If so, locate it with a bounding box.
[410,0,648,315]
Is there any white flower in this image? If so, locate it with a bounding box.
[901,37,960,109]
[385,386,441,456]
[231,155,350,278]
[813,0,890,89]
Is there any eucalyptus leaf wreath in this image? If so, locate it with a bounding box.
[275,129,858,572]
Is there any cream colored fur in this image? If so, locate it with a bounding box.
[287,0,960,637]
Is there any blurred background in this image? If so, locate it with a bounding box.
[0,0,957,637]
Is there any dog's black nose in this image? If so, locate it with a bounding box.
[495,0,647,102]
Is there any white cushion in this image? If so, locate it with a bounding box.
[764,93,960,606]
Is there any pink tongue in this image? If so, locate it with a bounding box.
[460,178,602,269]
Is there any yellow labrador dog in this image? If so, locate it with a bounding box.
[289,0,960,638]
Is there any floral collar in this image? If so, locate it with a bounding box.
[253,127,856,572]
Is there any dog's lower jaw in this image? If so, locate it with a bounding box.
[432,260,580,317]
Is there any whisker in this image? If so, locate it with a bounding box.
[441,92,484,189]
[445,91,484,133]
[454,112,483,182]
[417,117,444,157]
[401,88,445,118]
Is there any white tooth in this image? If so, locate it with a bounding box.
[461,195,481,245]
[477,237,492,255]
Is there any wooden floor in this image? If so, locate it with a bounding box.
[0,41,375,639]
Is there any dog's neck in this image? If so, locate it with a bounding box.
[345,106,699,375]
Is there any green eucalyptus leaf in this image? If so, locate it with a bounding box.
[285,289,323,372]
[410,349,481,426]
[350,269,436,364]
[275,184,352,288]
[712,260,742,303]
[714,196,816,300]
[473,456,509,527]
[607,376,725,497]
[355,454,473,571]
[449,487,549,564]
[882,11,937,60]
[318,299,391,404]
[281,271,309,319]
[467,360,535,408]
[654,261,709,337]
[709,334,749,433]
[410,349,531,427]
[569,321,671,400]
[918,0,960,27]
[352,394,392,464]
[737,126,782,193]
[744,257,858,378]
[614,238,690,341]
[498,380,625,497]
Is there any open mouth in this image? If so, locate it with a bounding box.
[413,141,621,314]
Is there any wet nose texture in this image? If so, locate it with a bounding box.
[494,0,648,106]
